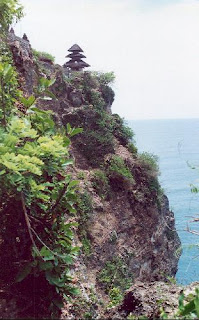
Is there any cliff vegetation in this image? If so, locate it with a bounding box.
[0,1,195,319]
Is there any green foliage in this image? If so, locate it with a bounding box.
[32,49,55,63]
[77,192,93,257]
[101,84,115,107]
[0,60,81,316]
[190,184,199,194]
[111,114,134,146]
[0,0,23,32]
[106,155,134,186]
[166,276,177,285]
[0,41,13,63]
[1,111,80,305]
[77,171,86,180]
[91,71,115,85]
[64,72,134,166]
[82,72,114,110]
[91,169,110,199]
[0,60,19,127]
[128,142,138,155]
[158,288,199,319]
[176,288,199,319]
[137,152,163,202]
[78,191,93,225]
[98,256,132,293]
[81,233,92,256]
[138,152,159,176]
[71,287,100,320]
[76,128,114,167]
[90,89,105,110]
[108,287,123,308]
[74,109,134,165]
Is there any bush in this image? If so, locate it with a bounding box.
[105,156,135,191]
[89,89,105,110]
[108,287,123,308]
[77,171,86,180]
[107,155,134,180]
[128,142,138,155]
[91,71,115,85]
[78,192,93,225]
[77,192,93,257]
[0,59,80,316]
[33,49,55,63]
[101,84,115,106]
[82,72,115,110]
[0,0,23,32]
[91,169,110,199]
[112,114,134,146]
[76,129,114,167]
[98,256,132,293]
[138,152,159,176]
[62,107,115,167]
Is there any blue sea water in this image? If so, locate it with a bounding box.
[128,119,199,285]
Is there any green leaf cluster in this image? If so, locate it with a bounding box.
[0,60,81,314]
[91,169,110,199]
[98,256,132,294]
[32,49,55,63]
[138,152,159,176]
[107,155,134,182]
[0,60,19,127]
[176,288,199,319]
[108,287,123,308]
[0,0,23,32]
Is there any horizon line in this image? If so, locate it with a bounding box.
[126,117,199,121]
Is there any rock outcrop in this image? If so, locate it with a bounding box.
[107,280,199,319]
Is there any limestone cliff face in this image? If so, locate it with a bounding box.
[5,32,181,317]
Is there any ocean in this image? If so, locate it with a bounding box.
[128,119,199,285]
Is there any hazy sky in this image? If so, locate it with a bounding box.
[14,0,199,120]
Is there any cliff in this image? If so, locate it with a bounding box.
[0,32,181,319]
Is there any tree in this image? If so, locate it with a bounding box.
[0,0,23,33]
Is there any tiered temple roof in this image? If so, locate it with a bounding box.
[63,44,90,71]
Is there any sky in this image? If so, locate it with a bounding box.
[14,0,199,120]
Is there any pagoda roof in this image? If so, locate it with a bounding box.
[68,44,83,52]
[64,59,90,69]
[66,53,86,59]
[78,60,90,67]
[64,60,82,68]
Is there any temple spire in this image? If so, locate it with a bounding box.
[63,43,90,71]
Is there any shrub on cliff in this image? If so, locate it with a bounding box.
[63,106,115,167]
[77,191,93,257]
[138,152,159,176]
[105,155,135,191]
[33,48,55,63]
[0,0,23,32]
[98,256,132,308]
[0,58,81,317]
[111,114,134,146]
[91,169,110,199]
[63,72,135,167]
[91,71,115,85]
[82,71,115,110]
[76,128,114,167]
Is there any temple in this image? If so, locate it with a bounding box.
[63,44,90,71]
